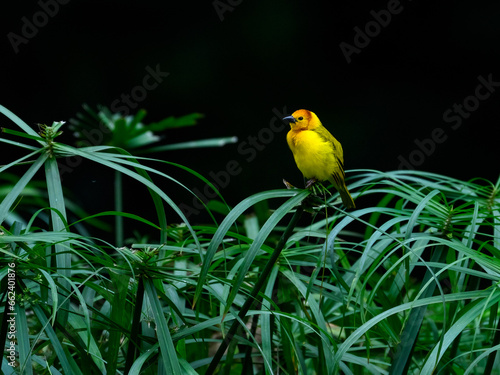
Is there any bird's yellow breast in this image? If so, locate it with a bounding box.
[287,129,336,181]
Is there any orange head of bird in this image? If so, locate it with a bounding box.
[282,109,321,130]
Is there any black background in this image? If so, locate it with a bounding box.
[1,0,499,226]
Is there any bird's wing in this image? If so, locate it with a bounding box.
[313,127,345,176]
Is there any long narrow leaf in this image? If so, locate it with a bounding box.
[261,265,279,375]
[224,190,309,316]
[45,157,71,326]
[32,305,83,375]
[141,136,238,153]
[282,268,336,375]
[128,343,160,375]
[194,189,305,306]
[0,153,47,224]
[332,290,497,369]
[14,303,33,375]
[420,290,500,374]
[54,144,200,252]
[0,105,40,138]
[67,313,107,374]
[0,137,40,151]
[144,278,182,375]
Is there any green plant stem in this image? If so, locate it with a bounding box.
[242,309,260,374]
[124,276,145,374]
[115,170,123,247]
[484,301,500,375]
[205,204,305,375]
[388,244,446,375]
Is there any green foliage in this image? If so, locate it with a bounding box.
[69,104,236,153]
[68,104,236,247]
[1,105,500,374]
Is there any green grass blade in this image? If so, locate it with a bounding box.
[261,265,279,375]
[15,303,33,375]
[207,203,307,374]
[0,137,40,151]
[333,290,496,368]
[194,189,306,306]
[1,127,45,143]
[224,190,309,316]
[67,313,107,374]
[179,358,199,374]
[44,158,69,230]
[278,314,302,374]
[62,147,227,228]
[70,211,161,230]
[493,207,500,255]
[389,245,446,375]
[420,290,500,374]
[464,344,500,375]
[0,105,39,137]
[405,189,442,241]
[0,153,47,224]
[54,144,198,251]
[45,157,71,326]
[144,278,182,375]
[128,343,159,375]
[38,269,59,326]
[114,170,123,246]
[109,271,134,374]
[282,268,336,375]
[32,305,83,375]
[0,231,81,244]
[141,136,238,153]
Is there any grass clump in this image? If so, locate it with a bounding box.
[1,105,499,374]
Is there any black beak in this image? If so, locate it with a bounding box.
[282,115,296,123]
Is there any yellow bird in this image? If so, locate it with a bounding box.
[283,109,356,209]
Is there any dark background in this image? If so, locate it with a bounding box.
[1,0,499,225]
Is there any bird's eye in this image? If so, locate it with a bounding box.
[298,116,304,121]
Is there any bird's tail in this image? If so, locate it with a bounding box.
[338,184,356,209]
[329,176,356,209]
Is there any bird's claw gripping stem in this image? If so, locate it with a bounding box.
[305,178,317,189]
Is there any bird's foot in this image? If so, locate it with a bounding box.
[306,180,331,198]
[305,179,317,189]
